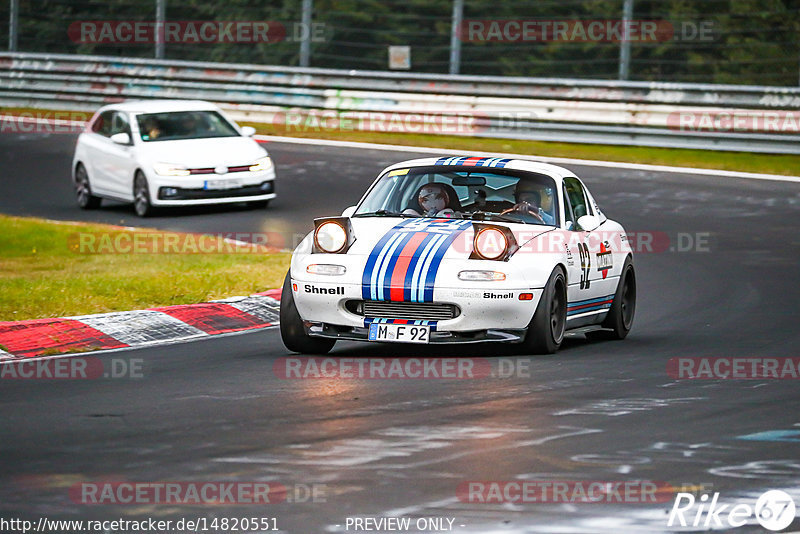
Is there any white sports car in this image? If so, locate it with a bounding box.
[280,156,635,354]
[72,100,276,217]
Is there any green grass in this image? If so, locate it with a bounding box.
[0,215,290,321]
[2,105,798,176]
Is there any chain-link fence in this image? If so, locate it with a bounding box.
[4,0,800,85]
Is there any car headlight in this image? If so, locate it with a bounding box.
[314,221,348,254]
[473,227,508,261]
[153,162,190,176]
[249,156,274,172]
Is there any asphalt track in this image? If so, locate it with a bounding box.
[1,132,800,533]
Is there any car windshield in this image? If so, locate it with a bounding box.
[136,110,240,142]
[354,166,559,226]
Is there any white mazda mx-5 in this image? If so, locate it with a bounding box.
[280,156,636,354]
[72,100,276,216]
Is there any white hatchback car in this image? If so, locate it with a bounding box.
[72,100,276,216]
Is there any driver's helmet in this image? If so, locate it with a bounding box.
[418,183,449,215]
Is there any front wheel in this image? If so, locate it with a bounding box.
[522,267,567,354]
[133,171,155,217]
[279,272,335,354]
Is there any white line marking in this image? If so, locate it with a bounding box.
[255,134,800,183]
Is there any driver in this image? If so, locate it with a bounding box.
[403,183,457,218]
[501,181,555,225]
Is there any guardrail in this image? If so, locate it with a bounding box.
[2,52,800,153]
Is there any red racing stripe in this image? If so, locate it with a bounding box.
[389,233,427,302]
[567,299,613,312]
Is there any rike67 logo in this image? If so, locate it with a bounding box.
[668,489,796,531]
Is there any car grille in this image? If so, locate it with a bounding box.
[358,300,460,321]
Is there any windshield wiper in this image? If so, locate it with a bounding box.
[353,210,415,218]
[469,211,522,224]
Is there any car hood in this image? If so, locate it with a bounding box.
[345,217,475,260]
[136,137,267,167]
[345,217,553,259]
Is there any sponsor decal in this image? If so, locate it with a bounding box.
[362,219,472,302]
[304,284,344,295]
[564,243,574,266]
[434,156,511,167]
[452,289,482,298]
[483,292,514,299]
[596,241,613,278]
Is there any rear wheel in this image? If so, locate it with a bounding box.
[75,163,101,209]
[587,257,636,341]
[280,272,335,354]
[522,267,567,354]
[133,171,155,217]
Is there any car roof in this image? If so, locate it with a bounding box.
[379,156,578,183]
[98,99,222,114]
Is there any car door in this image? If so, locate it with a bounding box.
[80,110,115,196]
[563,177,617,324]
[561,178,606,325]
[104,112,137,198]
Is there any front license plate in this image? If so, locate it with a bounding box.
[368,323,430,343]
[204,179,242,190]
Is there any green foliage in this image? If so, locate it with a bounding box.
[6,0,800,84]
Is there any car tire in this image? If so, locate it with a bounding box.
[280,272,336,354]
[133,171,155,218]
[587,257,636,341]
[522,266,567,354]
[74,163,101,209]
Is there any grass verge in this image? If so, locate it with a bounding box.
[2,106,799,176]
[0,215,290,321]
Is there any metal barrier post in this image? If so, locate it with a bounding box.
[300,0,312,67]
[8,0,19,52]
[155,0,165,59]
[449,0,463,75]
[618,0,633,80]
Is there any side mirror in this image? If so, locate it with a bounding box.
[341,205,357,217]
[240,126,256,137]
[110,132,131,145]
[576,215,601,232]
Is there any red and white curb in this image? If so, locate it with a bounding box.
[0,289,282,360]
